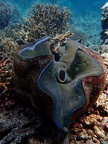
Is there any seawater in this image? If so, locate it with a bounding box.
[0,0,107,47]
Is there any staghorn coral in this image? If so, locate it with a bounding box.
[18,4,70,43]
[28,4,69,34]
[14,36,106,130]
[0,23,23,43]
[0,58,11,94]
[0,57,15,109]
[0,37,18,59]
[0,4,70,45]
[0,38,19,109]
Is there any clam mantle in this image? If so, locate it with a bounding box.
[14,36,106,129]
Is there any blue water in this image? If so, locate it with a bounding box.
[0,0,106,47]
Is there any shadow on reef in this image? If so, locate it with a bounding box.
[0,99,67,144]
[16,91,67,143]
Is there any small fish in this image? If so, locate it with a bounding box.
[100,2,108,9]
[77,38,82,43]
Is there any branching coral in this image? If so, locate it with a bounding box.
[0,4,70,45]
[17,4,70,43]
[0,58,11,94]
[0,2,13,29]
[0,38,18,58]
[0,1,21,29]
[0,3,70,109]
[28,4,69,33]
[0,38,18,109]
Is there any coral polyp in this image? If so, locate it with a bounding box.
[14,36,106,130]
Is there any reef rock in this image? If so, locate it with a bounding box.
[101,7,108,44]
[14,36,106,130]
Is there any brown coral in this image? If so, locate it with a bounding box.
[0,38,18,109]
[0,4,70,45]
[18,4,70,43]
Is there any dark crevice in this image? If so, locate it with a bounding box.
[0,128,13,141]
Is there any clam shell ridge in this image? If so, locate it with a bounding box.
[14,37,105,129]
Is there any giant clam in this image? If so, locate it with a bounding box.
[14,36,106,130]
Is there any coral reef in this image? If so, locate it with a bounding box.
[0,1,21,29]
[0,2,107,143]
[70,62,108,144]
[0,4,70,45]
[21,4,70,43]
[101,7,108,45]
[0,105,36,144]
[0,3,70,110]
[99,7,108,63]
[0,31,107,144]
[28,3,69,43]
[0,38,18,109]
[14,36,105,130]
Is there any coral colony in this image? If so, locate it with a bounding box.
[101,7,108,45]
[0,2,107,144]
